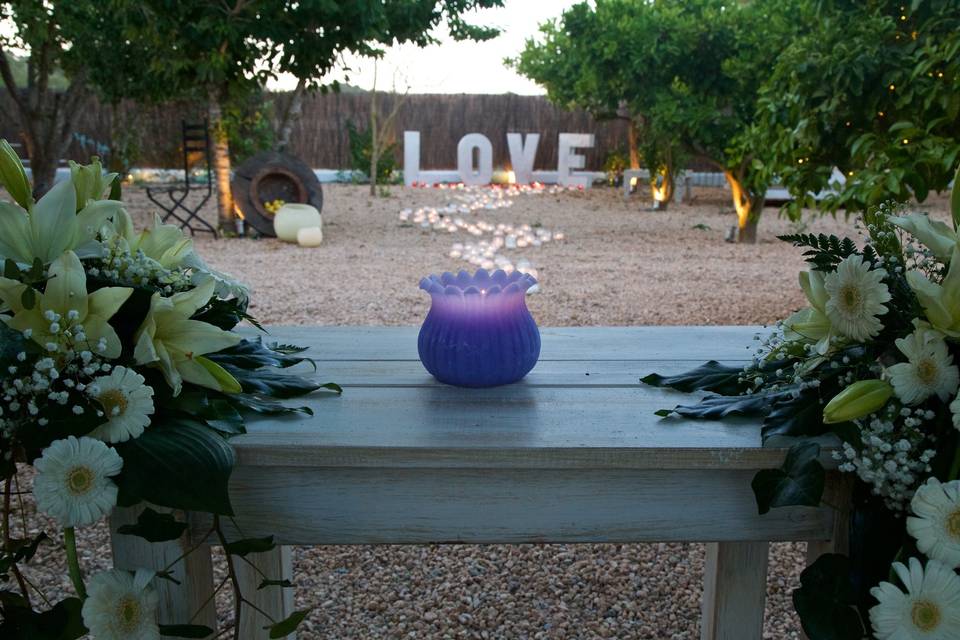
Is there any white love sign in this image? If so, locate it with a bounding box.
[403,131,601,188]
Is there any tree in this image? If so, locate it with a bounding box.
[514,0,806,235]
[754,0,960,218]
[107,0,504,233]
[511,1,686,209]
[650,0,808,241]
[0,2,116,196]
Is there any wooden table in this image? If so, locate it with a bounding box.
[110,326,844,639]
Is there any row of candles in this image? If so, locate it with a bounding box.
[398,185,568,289]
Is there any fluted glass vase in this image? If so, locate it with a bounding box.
[418,269,541,387]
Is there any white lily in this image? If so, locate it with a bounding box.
[906,245,960,337]
[70,157,118,212]
[890,212,958,262]
[783,270,835,354]
[0,251,132,358]
[117,211,194,269]
[134,279,242,395]
[0,179,123,265]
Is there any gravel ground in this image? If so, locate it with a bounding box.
[12,183,953,638]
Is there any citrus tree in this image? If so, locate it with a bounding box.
[511,0,687,209]
[755,0,960,218]
[514,0,806,239]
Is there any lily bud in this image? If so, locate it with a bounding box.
[822,380,893,424]
[0,139,32,210]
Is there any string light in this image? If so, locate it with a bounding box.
[888,84,896,91]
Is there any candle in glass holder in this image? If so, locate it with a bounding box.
[418,269,540,387]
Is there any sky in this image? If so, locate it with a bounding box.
[270,0,582,95]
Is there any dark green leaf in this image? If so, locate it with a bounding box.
[115,420,235,515]
[116,507,188,542]
[207,338,314,371]
[220,365,323,399]
[267,609,310,639]
[656,392,776,420]
[0,597,86,640]
[751,441,825,515]
[193,298,254,332]
[792,554,865,640]
[641,360,748,395]
[258,578,294,590]
[761,392,829,443]
[227,393,314,416]
[20,287,35,310]
[224,535,276,557]
[168,391,246,436]
[109,175,122,201]
[154,570,182,585]
[3,259,19,279]
[159,624,215,638]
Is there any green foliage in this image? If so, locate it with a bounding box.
[222,90,276,165]
[655,392,780,420]
[792,554,865,640]
[602,149,628,184]
[515,0,806,228]
[223,536,276,557]
[0,594,85,640]
[116,508,189,543]
[267,610,311,639]
[115,419,237,515]
[641,360,753,395]
[346,120,397,183]
[777,233,861,272]
[756,0,960,217]
[751,442,825,515]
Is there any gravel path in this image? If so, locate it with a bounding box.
[14,183,952,638]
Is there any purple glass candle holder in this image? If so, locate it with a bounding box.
[418,269,541,387]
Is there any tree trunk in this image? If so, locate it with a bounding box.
[209,91,235,233]
[651,161,675,212]
[627,120,640,170]
[0,42,88,198]
[275,79,305,153]
[368,88,379,197]
[723,171,763,243]
[24,141,59,198]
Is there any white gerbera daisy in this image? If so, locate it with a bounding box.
[888,329,960,405]
[951,395,960,431]
[823,254,891,341]
[33,436,123,527]
[86,366,155,443]
[870,558,960,639]
[908,478,960,568]
[81,569,161,640]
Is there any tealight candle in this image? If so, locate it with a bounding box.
[418,269,540,387]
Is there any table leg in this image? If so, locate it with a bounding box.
[110,506,217,638]
[236,545,296,639]
[701,541,769,640]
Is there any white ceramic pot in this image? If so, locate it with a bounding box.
[273,203,321,242]
[297,226,324,247]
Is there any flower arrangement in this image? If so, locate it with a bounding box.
[0,140,339,639]
[643,168,960,639]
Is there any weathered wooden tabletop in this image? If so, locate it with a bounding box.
[216,326,834,546]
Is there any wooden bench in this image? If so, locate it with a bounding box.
[109,326,846,639]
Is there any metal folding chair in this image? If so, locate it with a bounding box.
[146,121,218,237]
